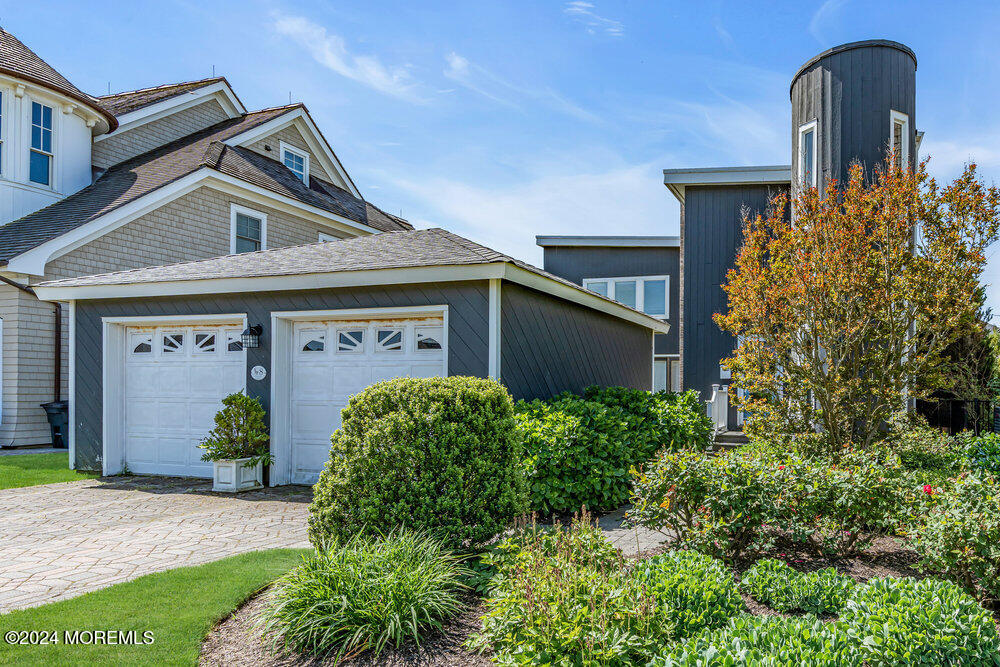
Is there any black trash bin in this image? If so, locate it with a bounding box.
[41,401,69,449]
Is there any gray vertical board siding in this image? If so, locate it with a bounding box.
[541,245,679,354]
[682,184,787,404]
[72,281,490,471]
[500,281,652,401]
[791,42,916,190]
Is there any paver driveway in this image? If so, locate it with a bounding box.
[0,476,311,612]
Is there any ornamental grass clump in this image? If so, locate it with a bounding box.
[468,515,673,666]
[633,550,743,639]
[841,577,1000,665]
[739,559,855,615]
[256,530,467,661]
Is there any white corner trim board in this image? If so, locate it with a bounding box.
[488,279,501,379]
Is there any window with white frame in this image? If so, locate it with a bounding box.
[798,119,817,187]
[890,110,909,171]
[653,356,681,393]
[30,101,53,186]
[582,275,669,318]
[280,141,309,183]
[0,91,4,175]
[230,204,267,254]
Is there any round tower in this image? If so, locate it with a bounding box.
[790,39,917,193]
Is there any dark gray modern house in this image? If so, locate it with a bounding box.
[538,40,919,433]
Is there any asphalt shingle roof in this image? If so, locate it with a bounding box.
[98,77,231,116]
[0,105,409,265]
[0,28,116,130]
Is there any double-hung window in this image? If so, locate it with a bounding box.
[890,110,909,171]
[30,101,53,186]
[280,141,309,183]
[798,119,817,187]
[230,204,267,254]
[0,92,4,174]
[583,275,669,318]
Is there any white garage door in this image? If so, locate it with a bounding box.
[290,317,446,484]
[124,324,246,477]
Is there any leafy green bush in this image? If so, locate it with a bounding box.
[469,516,673,665]
[634,550,743,639]
[517,387,712,514]
[198,392,272,467]
[963,431,1000,477]
[841,577,1000,665]
[257,531,467,660]
[890,421,966,472]
[626,448,778,561]
[911,473,1000,602]
[651,615,859,666]
[739,559,854,615]
[308,377,527,550]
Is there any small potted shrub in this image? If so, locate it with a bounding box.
[199,392,272,492]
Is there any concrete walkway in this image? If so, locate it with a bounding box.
[0,476,310,612]
[0,447,63,456]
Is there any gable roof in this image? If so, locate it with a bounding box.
[0,28,116,131]
[0,105,409,267]
[98,77,233,116]
[34,228,670,334]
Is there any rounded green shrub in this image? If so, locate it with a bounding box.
[891,423,967,473]
[841,577,1000,665]
[652,615,859,666]
[740,559,854,615]
[517,387,712,514]
[307,377,527,550]
[963,431,1000,477]
[634,550,743,639]
[257,530,467,660]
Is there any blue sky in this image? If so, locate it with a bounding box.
[7,1,1000,311]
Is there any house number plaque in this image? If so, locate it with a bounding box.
[250,365,267,381]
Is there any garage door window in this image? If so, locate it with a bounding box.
[162,333,184,353]
[337,329,364,353]
[194,332,216,354]
[415,327,443,351]
[300,330,325,352]
[226,331,243,352]
[130,333,152,355]
[376,328,403,352]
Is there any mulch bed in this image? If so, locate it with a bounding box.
[199,592,491,666]
[201,529,999,664]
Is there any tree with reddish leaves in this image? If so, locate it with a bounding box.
[716,158,1000,452]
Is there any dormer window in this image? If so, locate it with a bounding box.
[798,120,817,187]
[280,141,309,183]
[230,204,267,254]
[890,110,909,171]
[29,101,53,186]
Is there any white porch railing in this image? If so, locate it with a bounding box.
[705,383,729,433]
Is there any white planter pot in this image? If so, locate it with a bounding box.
[212,458,263,493]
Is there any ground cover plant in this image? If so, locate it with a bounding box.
[256,530,467,662]
[739,559,855,615]
[308,377,527,550]
[516,387,711,515]
[0,549,308,666]
[0,451,97,490]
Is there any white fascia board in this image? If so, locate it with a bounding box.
[225,108,362,199]
[662,165,791,203]
[6,168,381,276]
[95,82,245,142]
[536,235,680,248]
[500,264,671,334]
[33,264,508,301]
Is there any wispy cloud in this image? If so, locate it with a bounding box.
[443,51,601,123]
[563,1,624,37]
[808,0,848,45]
[273,14,423,102]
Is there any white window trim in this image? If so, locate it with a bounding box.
[798,119,818,187]
[318,232,339,243]
[229,203,268,254]
[890,110,910,169]
[582,274,669,319]
[279,140,310,184]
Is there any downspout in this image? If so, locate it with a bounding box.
[0,275,60,401]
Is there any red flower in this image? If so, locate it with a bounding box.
[778,465,786,470]
[923,485,934,495]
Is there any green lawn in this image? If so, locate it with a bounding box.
[0,452,97,490]
[0,548,310,666]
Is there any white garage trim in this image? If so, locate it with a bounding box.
[101,313,247,476]
[68,300,75,468]
[269,305,449,486]
[488,278,501,379]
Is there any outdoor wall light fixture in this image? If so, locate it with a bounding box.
[240,325,263,349]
